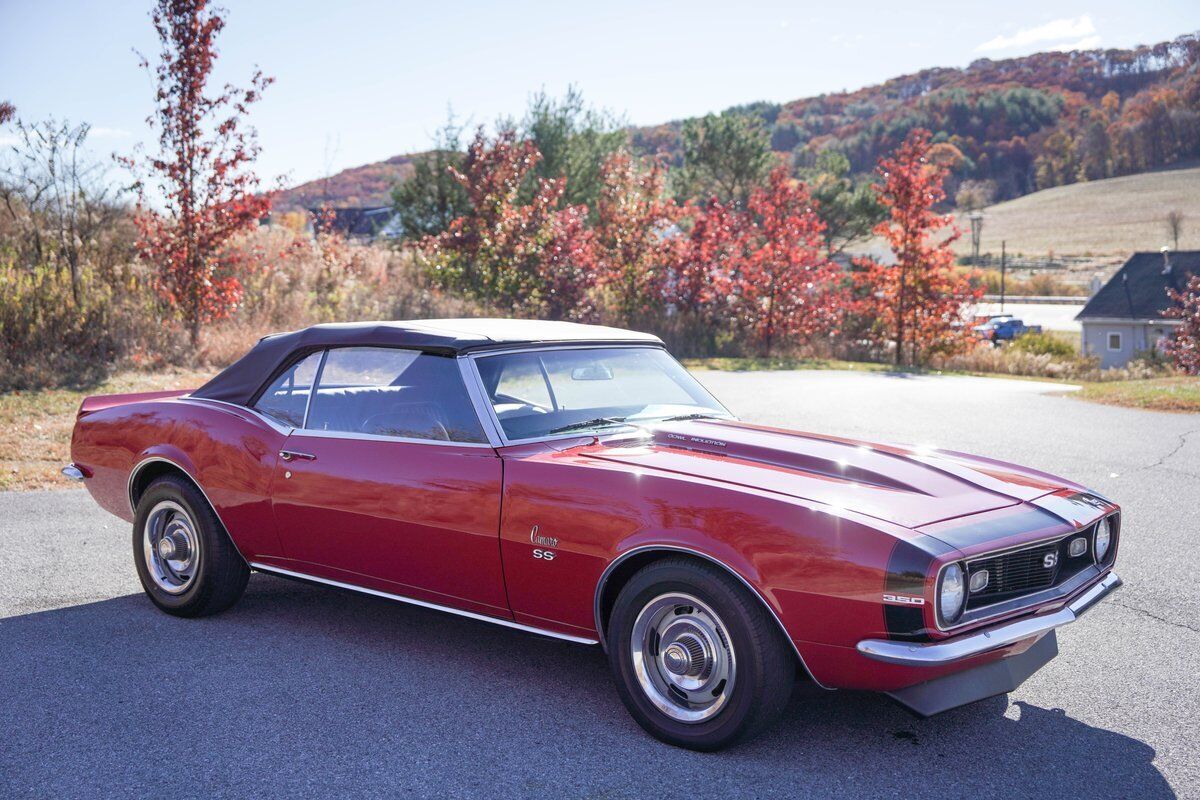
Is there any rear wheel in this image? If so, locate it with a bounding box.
[606,557,795,751]
[132,475,249,617]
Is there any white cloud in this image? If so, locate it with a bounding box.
[975,15,1098,53]
[0,135,18,148]
[1050,34,1103,52]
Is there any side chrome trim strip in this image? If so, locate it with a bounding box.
[858,571,1122,666]
[251,562,599,646]
[592,544,833,690]
[126,455,250,566]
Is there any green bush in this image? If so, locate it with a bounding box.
[1010,331,1076,357]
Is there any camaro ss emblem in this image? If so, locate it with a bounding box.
[883,593,925,606]
[1043,552,1059,569]
[530,525,559,548]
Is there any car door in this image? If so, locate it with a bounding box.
[266,346,509,617]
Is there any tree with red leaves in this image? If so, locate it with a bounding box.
[123,0,272,346]
[0,101,14,126]
[1163,274,1200,374]
[671,199,741,319]
[854,129,979,366]
[593,152,682,327]
[421,128,597,320]
[733,168,841,356]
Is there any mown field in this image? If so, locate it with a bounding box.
[950,164,1200,258]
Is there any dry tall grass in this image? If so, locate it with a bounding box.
[0,226,481,391]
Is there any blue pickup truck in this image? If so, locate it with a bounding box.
[973,316,1042,343]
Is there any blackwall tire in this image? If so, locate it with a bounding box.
[606,557,795,751]
[132,475,249,618]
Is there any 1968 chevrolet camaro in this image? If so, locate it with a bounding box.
[66,319,1122,750]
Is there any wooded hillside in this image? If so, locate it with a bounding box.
[276,33,1200,211]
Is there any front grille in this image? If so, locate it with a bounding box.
[967,542,1059,601]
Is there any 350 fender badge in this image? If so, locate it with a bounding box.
[530,525,559,548]
[883,593,925,606]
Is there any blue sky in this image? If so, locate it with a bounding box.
[1,0,1196,188]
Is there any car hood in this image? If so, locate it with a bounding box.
[579,419,1082,529]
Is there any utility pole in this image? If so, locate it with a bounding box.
[1000,240,1007,314]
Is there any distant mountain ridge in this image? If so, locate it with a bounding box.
[274,33,1200,212]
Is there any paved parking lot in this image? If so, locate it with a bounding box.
[2,370,1197,799]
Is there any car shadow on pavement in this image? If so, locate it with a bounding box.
[0,573,1175,799]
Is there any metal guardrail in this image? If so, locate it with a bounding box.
[980,295,1087,305]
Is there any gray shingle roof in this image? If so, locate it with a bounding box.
[1076,251,1199,321]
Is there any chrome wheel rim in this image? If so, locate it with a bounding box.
[143,500,200,595]
[630,592,736,723]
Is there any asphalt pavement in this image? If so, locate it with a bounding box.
[2,370,1197,799]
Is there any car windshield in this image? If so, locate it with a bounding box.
[475,347,731,441]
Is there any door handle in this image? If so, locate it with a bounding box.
[279,450,316,462]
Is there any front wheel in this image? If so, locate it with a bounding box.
[132,475,249,617]
[606,557,795,751]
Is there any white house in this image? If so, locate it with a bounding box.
[1076,250,1196,368]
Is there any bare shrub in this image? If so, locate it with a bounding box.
[935,343,1170,382]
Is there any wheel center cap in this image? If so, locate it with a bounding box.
[663,644,690,675]
[157,537,177,559]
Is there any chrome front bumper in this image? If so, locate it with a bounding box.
[857,571,1122,667]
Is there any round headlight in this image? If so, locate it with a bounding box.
[939,563,966,625]
[1095,516,1113,563]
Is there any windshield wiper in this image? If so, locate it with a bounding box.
[547,416,630,435]
[660,412,721,422]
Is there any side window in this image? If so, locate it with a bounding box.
[306,347,487,443]
[253,351,323,427]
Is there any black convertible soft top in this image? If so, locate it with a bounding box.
[191,318,663,404]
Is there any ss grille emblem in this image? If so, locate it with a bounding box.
[1043,552,1059,569]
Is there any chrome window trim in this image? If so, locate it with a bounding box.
[462,344,734,448]
[251,562,598,645]
[456,355,505,448]
[933,513,1118,633]
[591,544,832,691]
[126,455,249,565]
[302,349,329,429]
[284,346,496,449]
[288,427,494,449]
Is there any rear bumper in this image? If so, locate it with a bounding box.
[856,571,1121,667]
[61,463,85,482]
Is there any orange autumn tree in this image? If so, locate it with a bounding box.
[855,129,979,366]
[733,168,841,356]
[124,0,273,346]
[594,152,682,327]
[1163,274,1200,374]
[420,128,597,320]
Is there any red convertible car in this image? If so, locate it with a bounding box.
[66,319,1122,750]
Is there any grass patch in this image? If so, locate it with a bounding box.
[682,356,1083,384]
[0,368,212,492]
[1077,377,1200,413]
[682,356,897,374]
